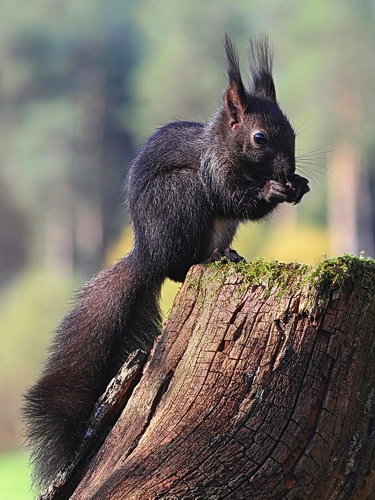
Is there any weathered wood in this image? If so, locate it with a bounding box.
[43,256,375,499]
[38,350,148,500]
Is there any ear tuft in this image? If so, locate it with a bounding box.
[224,34,248,129]
[249,34,276,101]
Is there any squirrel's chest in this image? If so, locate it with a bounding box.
[208,219,239,254]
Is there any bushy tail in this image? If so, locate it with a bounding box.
[23,252,162,489]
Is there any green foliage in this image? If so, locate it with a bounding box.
[129,0,256,141]
[0,269,81,374]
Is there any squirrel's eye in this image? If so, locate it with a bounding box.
[253,132,268,145]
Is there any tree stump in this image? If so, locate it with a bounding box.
[41,256,375,499]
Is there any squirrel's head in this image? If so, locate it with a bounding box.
[222,35,307,202]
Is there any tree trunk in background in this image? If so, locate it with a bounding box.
[42,256,375,499]
[327,141,375,258]
[328,87,374,259]
[327,143,360,256]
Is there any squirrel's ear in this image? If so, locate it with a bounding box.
[224,35,247,130]
[224,81,247,130]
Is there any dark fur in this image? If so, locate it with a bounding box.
[23,35,309,489]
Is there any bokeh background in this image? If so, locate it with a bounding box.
[1,1,375,498]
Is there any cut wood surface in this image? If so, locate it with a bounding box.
[42,256,375,499]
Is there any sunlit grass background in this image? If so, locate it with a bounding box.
[0,452,32,500]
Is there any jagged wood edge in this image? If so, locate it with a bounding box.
[38,349,148,500]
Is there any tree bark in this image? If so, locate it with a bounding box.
[42,256,375,499]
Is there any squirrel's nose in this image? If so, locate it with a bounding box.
[273,154,295,179]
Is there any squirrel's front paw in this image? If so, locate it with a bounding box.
[264,179,290,202]
[287,174,310,204]
[264,175,309,204]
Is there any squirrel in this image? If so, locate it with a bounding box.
[23,35,309,489]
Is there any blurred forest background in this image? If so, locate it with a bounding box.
[1,0,375,498]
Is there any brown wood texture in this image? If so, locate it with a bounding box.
[50,257,375,499]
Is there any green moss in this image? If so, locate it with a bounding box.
[203,257,307,301]
[302,254,375,307]
[198,254,375,307]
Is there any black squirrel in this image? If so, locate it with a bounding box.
[23,35,309,489]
